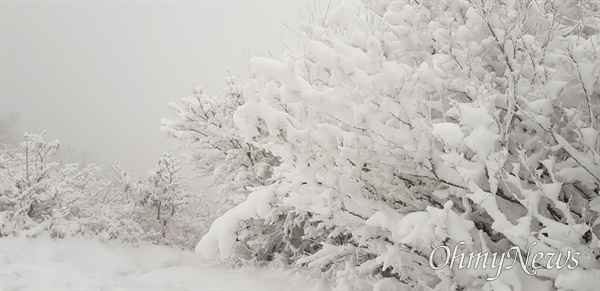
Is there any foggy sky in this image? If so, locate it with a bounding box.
[1,1,325,175]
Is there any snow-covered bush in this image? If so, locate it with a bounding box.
[166,0,599,289]
[140,152,190,239]
[105,154,215,250]
[0,131,140,242]
[161,78,281,216]
[1,132,213,250]
[0,131,103,238]
[75,169,142,243]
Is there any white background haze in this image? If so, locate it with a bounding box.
[1,0,325,175]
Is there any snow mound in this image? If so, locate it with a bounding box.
[1,236,325,290]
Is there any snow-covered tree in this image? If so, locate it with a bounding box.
[0,131,103,238]
[165,0,599,289]
[161,78,280,214]
[77,160,146,243]
[140,152,190,239]
[0,131,212,249]
[105,153,213,249]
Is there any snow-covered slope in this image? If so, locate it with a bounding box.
[1,236,327,290]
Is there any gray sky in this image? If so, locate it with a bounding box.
[1,0,326,175]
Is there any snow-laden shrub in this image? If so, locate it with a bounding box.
[1,132,214,250]
[0,131,102,238]
[105,154,216,250]
[165,0,599,289]
[0,131,146,243]
[77,201,144,244]
[161,79,281,217]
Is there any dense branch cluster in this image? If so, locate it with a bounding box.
[163,0,599,289]
[0,132,215,250]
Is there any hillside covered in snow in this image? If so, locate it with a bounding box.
[2,0,600,290]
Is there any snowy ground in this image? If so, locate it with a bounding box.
[1,236,328,290]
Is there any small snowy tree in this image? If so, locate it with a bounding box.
[103,155,212,249]
[0,131,103,238]
[134,152,189,241]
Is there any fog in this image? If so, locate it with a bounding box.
[1,0,321,175]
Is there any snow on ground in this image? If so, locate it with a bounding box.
[1,236,328,290]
